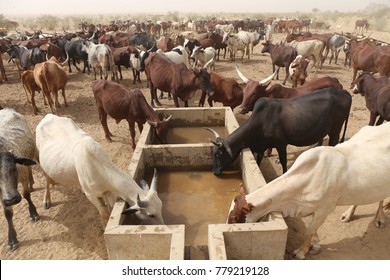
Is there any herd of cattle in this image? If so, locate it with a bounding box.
[1,16,390,259]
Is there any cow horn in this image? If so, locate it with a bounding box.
[61,51,69,66]
[45,53,49,61]
[164,114,172,122]
[203,57,214,70]
[204,127,220,139]
[150,168,158,192]
[235,64,249,83]
[259,67,279,85]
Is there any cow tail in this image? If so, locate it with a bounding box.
[139,51,150,72]
[340,97,352,143]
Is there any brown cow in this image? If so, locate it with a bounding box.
[352,72,390,126]
[261,41,297,85]
[347,38,390,87]
[236,66,343,114]
[91,80,171,150]
[143,52,214,107]
[111,45,139,81]
[289,55,310,88]
[199,71,243,109]
[156,34,174,52]
[21,70,47,115]
[33,56,68,114]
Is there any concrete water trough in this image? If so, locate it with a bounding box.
[104,107,288,260]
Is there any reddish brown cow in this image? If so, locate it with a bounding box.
[199,71,243,109]
[237,66,343,114]
[33,56,68,114]
[21,70,46,114]
[261,41,297,85]
[143,52,214,107]
[289,55,310,88]
[352,72,390,126]
[91,80,171,150]
[157,34,174,52]
[348,38,390,87]
[112,45,139,81]
[40,41,63,61]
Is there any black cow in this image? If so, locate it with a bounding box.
[206,88,352,175]
[64,40,90,73]
[129,33,156,50]
[7,45,46,76]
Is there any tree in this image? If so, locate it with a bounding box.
[312,8,319,13]
[35,15,59,31]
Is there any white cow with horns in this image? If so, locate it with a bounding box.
[228,122,390,259]
[36,114,164,227]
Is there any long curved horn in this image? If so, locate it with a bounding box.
[259,67,279,85]
[150,168,158,192]
[204,127,220,139]
[61,51,69,66]
[235,65,249,83]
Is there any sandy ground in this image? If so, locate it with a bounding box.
[1,18,390,260]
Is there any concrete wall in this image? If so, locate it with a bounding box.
[104,107,288,260]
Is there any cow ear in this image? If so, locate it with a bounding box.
[15,156,36,167]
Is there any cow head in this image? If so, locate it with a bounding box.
[121,168,164,225]
[351,72,369,95]
[0,151,36,207]
[147,114,172,144]
[228,184,253,224]
[193,67,214,97]
[236,65,277,114]
[205,127,234,176]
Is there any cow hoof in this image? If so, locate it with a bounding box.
[340,212,352,223]
[30,214,40,223]
[291,249,306,260]
[7,241,19,251]
[375,219,385,229]
[309,244,321,255]
[43,202,51,209]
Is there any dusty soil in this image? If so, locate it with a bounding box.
[1,19,390,260]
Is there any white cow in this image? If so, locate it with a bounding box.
[190,45,216,70]
[222,31,250,62]
[229,122,390,260]
[81,40,118,81]
[285,39,324,71]
[156,46,189,68]
[36,114,164,227]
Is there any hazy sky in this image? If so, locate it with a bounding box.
[1,0,389,15]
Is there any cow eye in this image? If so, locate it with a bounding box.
[148,214,155,218]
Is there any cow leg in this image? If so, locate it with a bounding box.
[282,68,289,85]
[369,112,378,126]
[184,100,189,107]
[21,181,39,222]
[207,97,213,107]
[340,205,357,223]
[375,116,385,126]
[118,65,123,80]
[198,91,206,107]
[31,91,38,115]
[100,110,113,142]
[4,206,18,251]
[128,122,137,150]
[136,71,141,83]
[43,176,56,209]
[292,210,330,259]
[374,200,385,228]
[276,146,288,173]
[28,167,34,190]
[61,88,69,107]
[173,96,180,107]
[85,194,110,228]
[72,58,81,72]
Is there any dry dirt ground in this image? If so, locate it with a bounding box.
[1,20,390,260]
